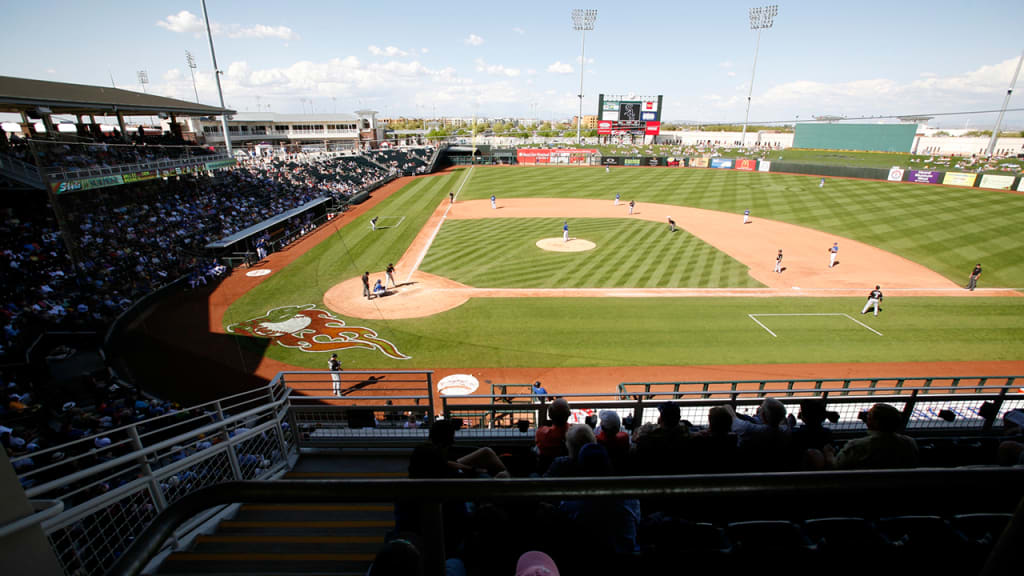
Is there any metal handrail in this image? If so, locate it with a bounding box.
[0,499,64,539]
[44,152,230,181]
[108,469,1024,576]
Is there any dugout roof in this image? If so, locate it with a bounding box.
[205,196,332,249]
[0,75,235,117]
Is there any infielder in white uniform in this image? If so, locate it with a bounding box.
[861,285,883,316]
[828,242,839,268]
[743,209,751,224]
[774,249,783,273]
[562,221,569,242]
[614,193,620,205]
[490,195,496,209]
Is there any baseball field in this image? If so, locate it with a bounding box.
[214,165,1024,392]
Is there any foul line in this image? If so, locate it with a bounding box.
[748,312,883,338]
[405,165,474,283]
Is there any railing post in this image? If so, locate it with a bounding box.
[216,401,243,480]
[901,389,919,428]
[426,372,436,421]
[128,426,168,513]
[982,387,1010,433]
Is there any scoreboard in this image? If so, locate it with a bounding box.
[597,94,662,136]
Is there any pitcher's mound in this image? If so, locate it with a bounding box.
[536,238,596,252]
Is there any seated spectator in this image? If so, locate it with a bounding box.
[831,403,919,469]
[732,397,793,471]
[633,401,689,475]
[685,405,739,474]
[535,398,571,472]
[558,443,641,556]
[428,419,509,478]
[544,424,596,477]
[515,551,560,576]
[594,410,630,473]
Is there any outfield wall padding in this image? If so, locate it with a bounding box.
[767,162,891,181]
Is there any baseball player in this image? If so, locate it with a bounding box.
[386,263,397,288]
[667,217,677,232]
[614,192,620,205]
[861,285,883,316]
[819,177,825,188]
[966,263,982,291]
[562,220,569,242]
[361,271,370,299]
[606,166,610,174]
[328,354,342,396]
[743,209,751,224]
[828,242,839,268]
[370,216,379,231]
[449,192,454,204]
[628,200,635,215]
[490,194,496,209]
[774,249,783,273]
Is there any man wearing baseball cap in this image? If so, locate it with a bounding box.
[516,550,560,575]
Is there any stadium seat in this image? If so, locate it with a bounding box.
[727,520,816,570]
[878,515,969,571]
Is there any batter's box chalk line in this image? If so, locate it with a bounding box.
[748,313,883,338]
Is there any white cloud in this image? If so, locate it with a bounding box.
[575,56,595,65]
[369,45,410,57]
[474,58,521,77]
[719,61,734,68]
[156,10,206,36]
[156,10,296,41]
[512,27,525,35]
[464,34,484,46]
[46,68,56,74]
[727,71,736,77]
[547,61,573,74]
[421,48,429,54]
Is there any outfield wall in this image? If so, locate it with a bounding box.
[794,123,918,153]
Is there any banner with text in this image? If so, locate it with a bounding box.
[735,159,757,171]
[710,158,734,169]
[516,148,597,164]
[942,172,978,187]
[887,167,905,182]
[52,174,125,194]
[758,160,771,172]
[906,170,942,184]
[691,157,710,168]
[978,174,1016,190]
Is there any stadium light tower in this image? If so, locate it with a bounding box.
[986,49,1023,157]
[136,70,148,93]
[741,5,778,149]
[185,50,200,103]
[201,0,232,156]
[572,8,597,145]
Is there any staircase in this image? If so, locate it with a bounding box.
[157,454,408,575]
[0,152,46,189]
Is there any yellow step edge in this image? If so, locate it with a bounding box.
[284,472,405,478]
[240,504,393,512]
[197,535,381,544]
[170,553,376,562]
[220,520,392,528]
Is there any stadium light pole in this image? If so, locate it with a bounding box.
[741,5,778,149]
[572,9,597,145]
[201,0,232,156]
[985,49,1023,157]
[185,50,200,103]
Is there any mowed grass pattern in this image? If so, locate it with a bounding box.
[461,167,1024,288]
[420,218,761,288]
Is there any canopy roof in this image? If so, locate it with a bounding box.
[0,76,234,117]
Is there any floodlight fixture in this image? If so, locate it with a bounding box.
[201,0,232,155]
[741,4,778,149]
[136,70,149,93]
[186,50,200,104]
[571,8,597,145]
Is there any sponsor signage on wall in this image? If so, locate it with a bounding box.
[710,158,734,169]
[623,157,642,166]
[887,167,905,181]
[516,148,597,164]
[597,121,613,135]
[978,174,1016,190]
[691,157,709,168]
[1018,177,1024,192]
[906,170,941,184]
[942,172,978,187]
[205,159,237,170]
[122,170,159,184]
[644,121,661,136]
[52,174,125,194]
[601,156,620,166]
[735,159,757,171]
[758,160,771,172]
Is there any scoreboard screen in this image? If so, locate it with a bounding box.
[598,94,662,136]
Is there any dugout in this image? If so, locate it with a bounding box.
[204,196,332,266]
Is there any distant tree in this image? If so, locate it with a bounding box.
[932,131,950,137]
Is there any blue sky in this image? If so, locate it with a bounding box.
[2,0,1022,127]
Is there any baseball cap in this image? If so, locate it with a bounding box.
[598,410,621,430]
[516,551,560,576]
[94,437,112,448]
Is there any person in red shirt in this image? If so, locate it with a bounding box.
[535,398,571,472]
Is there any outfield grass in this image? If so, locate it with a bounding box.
[420,218,762,288]
[224,167,1024,371]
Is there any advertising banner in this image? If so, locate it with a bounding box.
[691,157,709,168]
[122,170,159,184]
[667,157,682,167]
[641,157,665,166]
[758,160,771,172]
[710,158,734,169]
[735,159,757,171]
[1019,177,1024,192]
[943,172,978,187]
[601,156,620,166]
[887,167,905,181]
[644,121,661,136]
[979,174,1015,190]
[906,170,941,184]
[516,148,597,164]
[641,111,657,121]
[53,174,125,194]
[622,157,642,166]
[597,121,612,135]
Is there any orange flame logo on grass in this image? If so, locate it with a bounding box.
[227,305,409,359]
